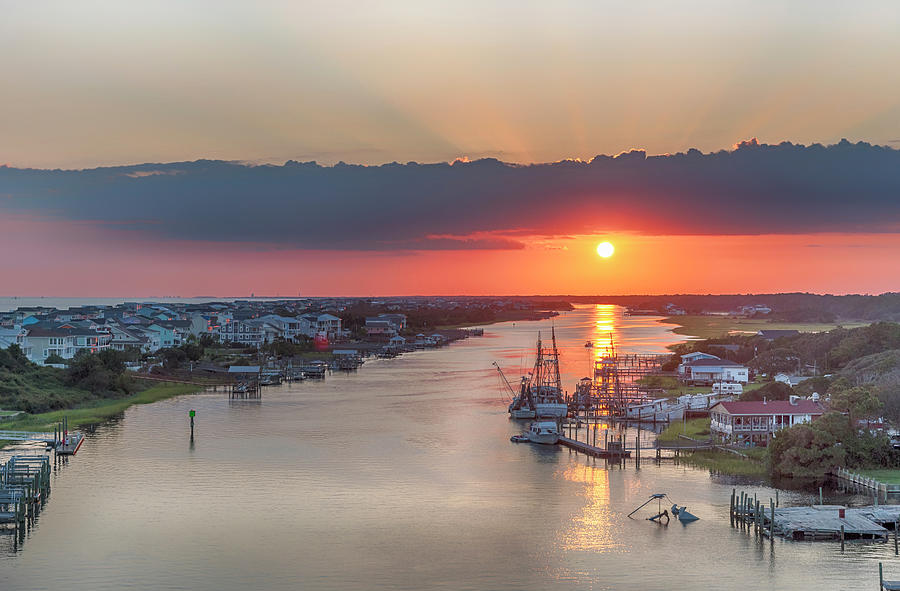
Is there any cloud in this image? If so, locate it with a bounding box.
[0,139,898,251]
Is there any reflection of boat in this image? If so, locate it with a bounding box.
[584,341,593,348]
[526,421,560,445]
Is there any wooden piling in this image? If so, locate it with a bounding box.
[841,525,845,552]
[776,490,779,508]
[895,521,898,556]
[730,489,735,527]
[770,499,775,547]
[635,435,640,468]
[819,486,823,505]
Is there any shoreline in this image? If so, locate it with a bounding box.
[0,382,204,444]
[657,314,867,340]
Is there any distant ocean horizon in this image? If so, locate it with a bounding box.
[0,296,307,313]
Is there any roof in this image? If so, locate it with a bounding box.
[685,358,745,367]
[712,400,824,415]
[228,365,261,373]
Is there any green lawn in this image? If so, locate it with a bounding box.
[0,383,203,433]
[658,418,711,442]
[858,469,900,484]
[679,449,768,478]
[660,315,868,340]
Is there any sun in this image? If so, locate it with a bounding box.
[596,241,615,258]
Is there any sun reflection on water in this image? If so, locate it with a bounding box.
[558,461,623,552]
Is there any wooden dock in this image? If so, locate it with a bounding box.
[730,487,900,544]
[558,436,632,458]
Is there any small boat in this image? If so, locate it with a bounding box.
[510,434,530,443]
[526,421,560,445]
[671,504,699,523]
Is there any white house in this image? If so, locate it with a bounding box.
[301,314,342,339]
[774,373,811,387]
[258,315,305,342]
[677,352,721,377]
[681,358,749,384]
[0,326,32,359]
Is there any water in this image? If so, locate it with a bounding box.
[0,305,892,590]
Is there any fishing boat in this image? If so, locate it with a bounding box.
[526,421,560,445]
[529,328,569,418]
[494,328,568,420]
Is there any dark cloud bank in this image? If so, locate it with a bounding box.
[1,139,898,250]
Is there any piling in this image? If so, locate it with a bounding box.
[819,486,823,505]
[635,435,640,468]
[776,490,779,508]
[841,525,845,552]
[730,489,735,527]
[770,499,775,547]
[895,521,898,556]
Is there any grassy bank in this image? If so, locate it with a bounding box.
[678,449,769,478]
[660,315,867,340]
[0,383,203,433]
[858,469,900,484]
[658,418,769,477]
[658,418,711,442]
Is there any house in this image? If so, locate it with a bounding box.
[301,314,342,340]
[710,398,825,445]
[258,315,305,342]
[681,358,749,384]
[218,318,264,347]
[365,319,397,337]
[108,323,150,352]
[388,335,406,347]
[0,326,32,359]
[757,329,800,341]
[677,352,721,377]
[22,327,76,362]
[774,373,811,387]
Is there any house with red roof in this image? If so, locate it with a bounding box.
[709,398,825,445]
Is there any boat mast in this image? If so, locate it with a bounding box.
[551,325,562,393]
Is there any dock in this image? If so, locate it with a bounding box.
[558,436,632,458]
[0,455,52,530]
[730,487,900,544]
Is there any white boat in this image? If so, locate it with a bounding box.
[510,407,537,419]
[526,421,560,444]
[625,398,685,422]
[534,401,569,418]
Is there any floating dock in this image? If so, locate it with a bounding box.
[731,488,900,543]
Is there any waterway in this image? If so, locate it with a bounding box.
[1,305,893,590]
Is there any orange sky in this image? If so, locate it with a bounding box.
[1,213,896,296]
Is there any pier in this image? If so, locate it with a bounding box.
[729,487,900,544]
[0,455,51,531]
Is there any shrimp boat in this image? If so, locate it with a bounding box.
[529,328,568,419]
[494,328,568,420]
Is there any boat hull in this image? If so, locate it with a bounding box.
[510,408,536,419]
[527,433,560,445]
[534,403,568,418]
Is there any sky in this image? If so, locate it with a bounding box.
[1,1,899,296]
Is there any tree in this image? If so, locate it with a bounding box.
[740,381,794,402]
[829,383,882,430]
[769,412,848,478]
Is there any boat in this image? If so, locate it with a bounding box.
[510,434,530,443]
[495,328,568,420]
[529,328,569,418]
[526,421,560,445]
[624,398,685,422]
[671,504,699,523]
[259,373,282,386]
